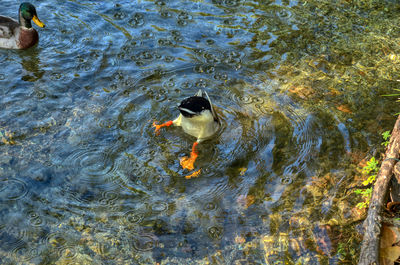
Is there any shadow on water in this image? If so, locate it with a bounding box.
[0,0,399,264]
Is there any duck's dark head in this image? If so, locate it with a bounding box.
[19,2,45,28]
[178,96,211,118]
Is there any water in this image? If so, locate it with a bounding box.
[0,0,399,264]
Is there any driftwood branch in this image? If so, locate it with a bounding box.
[358,115,400,265]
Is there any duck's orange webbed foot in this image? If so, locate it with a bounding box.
[153,120,173,135]
[180,142,199,171]
[185,169,201,179]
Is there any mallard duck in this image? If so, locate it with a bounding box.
[0,2,45,50]
[153,89,221,170]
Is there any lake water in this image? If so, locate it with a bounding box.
[1,0,399,264]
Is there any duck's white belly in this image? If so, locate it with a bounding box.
[181,118,206,138]
[173,111,219,141]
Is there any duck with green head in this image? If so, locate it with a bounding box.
[0,2,45,49]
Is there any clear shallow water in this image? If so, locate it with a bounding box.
[0,0,399,264]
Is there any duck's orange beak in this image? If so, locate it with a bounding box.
[32,15,45,28]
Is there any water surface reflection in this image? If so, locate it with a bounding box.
[0,0,398,264]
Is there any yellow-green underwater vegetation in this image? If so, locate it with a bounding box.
[1,0,400,264]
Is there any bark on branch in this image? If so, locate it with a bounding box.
[358,115,400,265]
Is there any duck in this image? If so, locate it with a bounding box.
[153,89,221,171]
[0,2,45,50]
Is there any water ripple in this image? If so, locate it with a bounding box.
[208,226,223,239]
[44,232,78,260]
[27,211,45,227]
[200,180,228,201]
[124,210,144,224]
[12,243,40,262]
[0,178,28,201]
[64,145,115,179]
[3,225,29,243]
[151,201,168,213]
[0,0,374,263]
[129,13,145,27]
[203,201,218,211]
[132,234,158,251]
[98,191,119,207]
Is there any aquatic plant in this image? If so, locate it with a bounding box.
[381,130,391,147]
[354,131,390,209]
